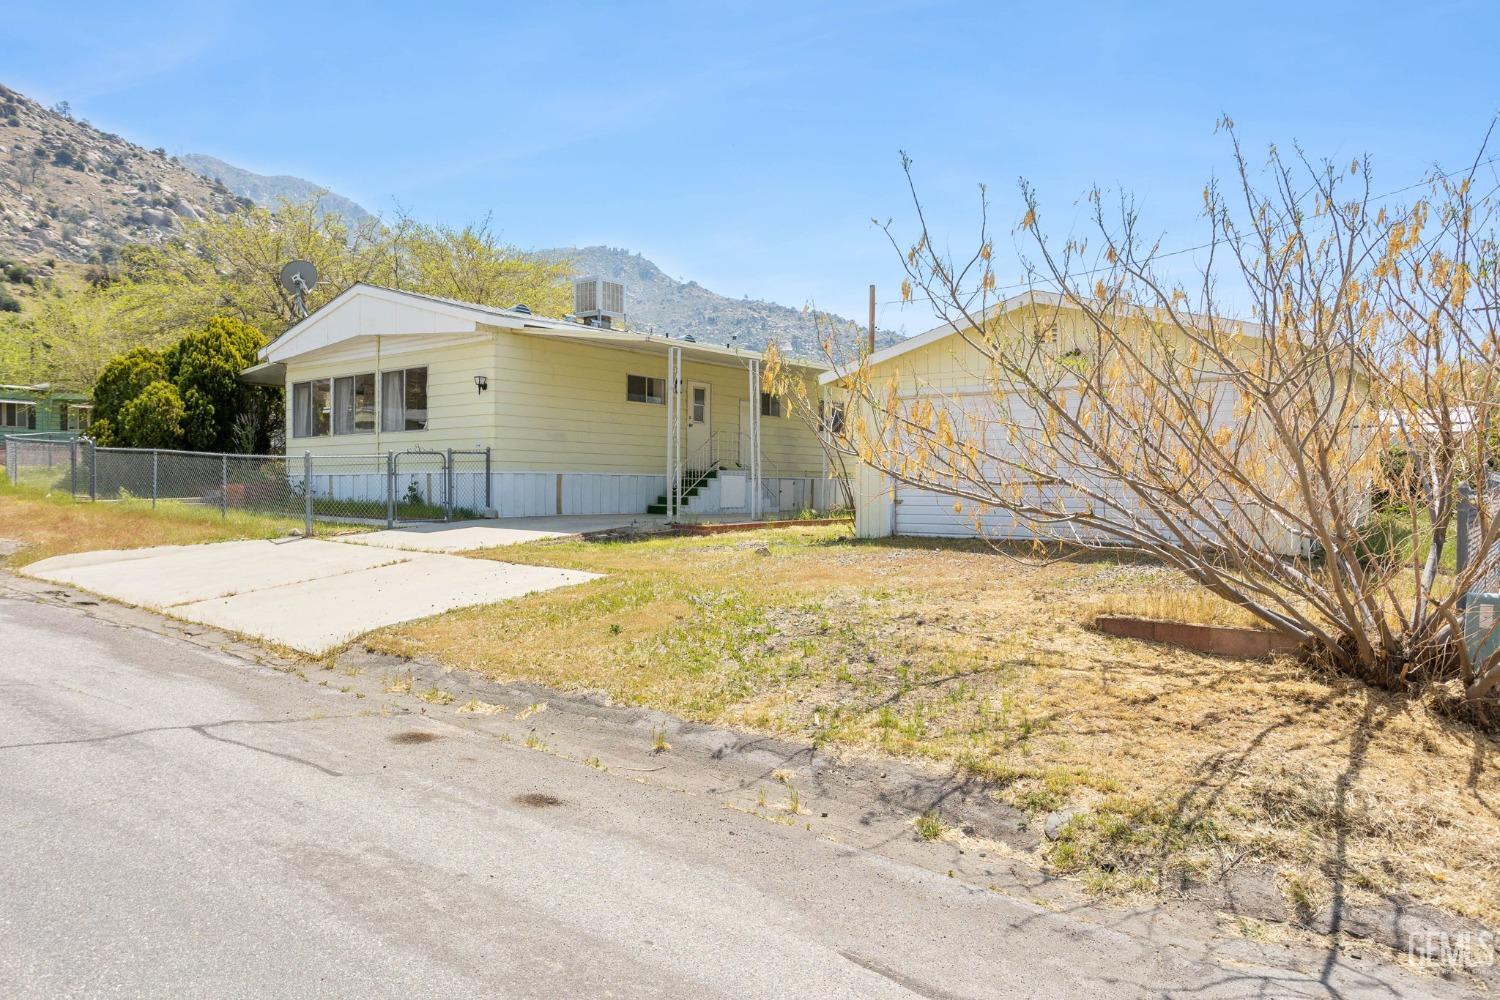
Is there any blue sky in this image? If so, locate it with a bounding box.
[5,1,1497,333]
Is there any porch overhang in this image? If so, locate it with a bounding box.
[239,361,286,387]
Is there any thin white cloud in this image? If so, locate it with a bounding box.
[3,1,235,102]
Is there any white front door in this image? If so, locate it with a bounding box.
[686,381,711,464]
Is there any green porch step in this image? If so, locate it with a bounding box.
[647,467,719,515]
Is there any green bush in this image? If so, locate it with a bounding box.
[91,346,169,445]
[89,317,276,452]
[118,381,184,449]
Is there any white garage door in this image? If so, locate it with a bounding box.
[894,482,1043,539]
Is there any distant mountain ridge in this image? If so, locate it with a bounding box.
[543,246,900,356]
[178,153,374,226]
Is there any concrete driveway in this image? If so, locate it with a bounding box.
[340,513,667,553]
[23,536,598,654]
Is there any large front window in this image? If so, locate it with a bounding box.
[0,401,36,428]
[381,367,428,432]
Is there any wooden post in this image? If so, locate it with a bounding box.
[868,284,876,353]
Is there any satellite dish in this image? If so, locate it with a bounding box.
[279,260,319,317]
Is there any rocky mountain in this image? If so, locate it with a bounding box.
[0,82,893,355]
[178,153,375,227]
[0,84,246,263]
[545,245,900,356]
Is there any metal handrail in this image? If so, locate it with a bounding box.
[685,429,739,475]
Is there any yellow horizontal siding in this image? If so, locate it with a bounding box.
[283,339,496,457]
[279,330,828,474]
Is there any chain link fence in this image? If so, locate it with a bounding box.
[4,433,492,536]
[1456,476,1500,667]
[2,431,81,494]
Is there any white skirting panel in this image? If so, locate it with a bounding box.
[300,470,668,516]
[688,474,849,515]
[559,474,666,516]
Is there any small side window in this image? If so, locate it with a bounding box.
[759,392,782,418]
[627,374,666,404]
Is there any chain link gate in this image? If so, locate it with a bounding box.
[387,450,449,526]
[448,448,492,520]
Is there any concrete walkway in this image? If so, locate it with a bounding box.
[339,513,667,553]
[23,537,598,654]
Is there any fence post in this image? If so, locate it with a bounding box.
[220,454,228,519]
[386,452,395,529]
[445,448,454,522]
[88,439,96,502]
[485,446,492,511]
[151,450,159,508]
[303,451,314,537]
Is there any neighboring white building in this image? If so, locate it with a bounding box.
[820,292,1353,555]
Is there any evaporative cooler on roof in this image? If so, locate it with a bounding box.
[574,277,625,328]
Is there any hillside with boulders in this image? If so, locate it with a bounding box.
[0,84,246,264]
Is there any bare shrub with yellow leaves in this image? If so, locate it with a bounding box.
[773,122,1500,722]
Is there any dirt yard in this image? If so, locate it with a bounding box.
[367,524,1500,932]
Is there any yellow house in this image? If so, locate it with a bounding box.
[242,284,840,518]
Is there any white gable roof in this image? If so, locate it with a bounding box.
[261,284,543,364]
[261,283,828,372]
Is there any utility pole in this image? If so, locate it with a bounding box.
[868,284,876,353]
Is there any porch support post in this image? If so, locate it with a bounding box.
[665,345,683,519]
[748,359,762,519]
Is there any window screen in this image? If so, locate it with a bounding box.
[759,392,781,418]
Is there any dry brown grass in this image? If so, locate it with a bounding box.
[0,481,355,567]
[364,526,1497,926]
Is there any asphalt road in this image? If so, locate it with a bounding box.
[0,595,1457,999]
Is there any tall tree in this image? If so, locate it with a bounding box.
[390,214,573,317]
